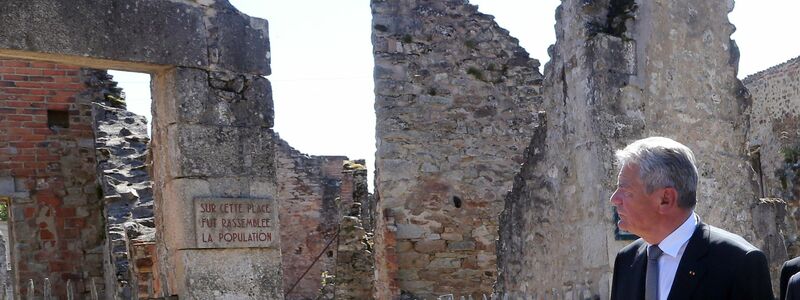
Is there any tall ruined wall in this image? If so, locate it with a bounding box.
[371,0,544,298]
[0,59,106,298]
[333,160,373,300]
[90,69,157,300]
[497,0,773,297]
[745,56,800,256]
[275,136,349,300]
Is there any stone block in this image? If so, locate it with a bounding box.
[428,257,461,269]
[0,177,13,194]
[161,178,211,250]
[162,124,275,179]
[448,240,476,251]
[0,0,207,68]
[156,68,274,128]
[177,248,282,299]
[414,240,446,253]
[206,5,271,75]
[395,223,426,239]
[397,251,429,269]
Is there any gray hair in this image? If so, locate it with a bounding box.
[614,137,699,209]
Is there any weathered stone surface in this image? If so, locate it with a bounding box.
[159,124,275,178]
[496,0,772,297]
[154,68,274,127]
[371,0,544,298]
[745,55,800,287]
[178,248,282,299]
[0,0,269,75]
[206,2,271,74]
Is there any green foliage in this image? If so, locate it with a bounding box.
[465,39,478,49]
[781,145,800,163]
[0,202,8,221]
[467,67,485,81]
[402,34,413,44]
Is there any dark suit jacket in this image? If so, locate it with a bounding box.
[780,257,800,300]
[610,222,774,300]
[787,273,800,300]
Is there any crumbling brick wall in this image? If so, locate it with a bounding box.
[371,1,544,298]
[331,160,373,300]
[275,136,353,300]
[0,58,105,299]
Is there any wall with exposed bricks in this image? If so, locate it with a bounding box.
[0,58,105,299]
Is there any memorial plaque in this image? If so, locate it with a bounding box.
[194,197,279,248]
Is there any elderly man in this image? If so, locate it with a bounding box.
[609,137,773,300]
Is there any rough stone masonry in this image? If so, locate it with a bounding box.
[745,55,800,270]
[0,0,280,298]
[371,0,544,298]
[496,0,785,297]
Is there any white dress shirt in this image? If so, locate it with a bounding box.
[647,212,698,300]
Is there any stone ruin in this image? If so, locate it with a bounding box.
[371,0,543,298]
[1,0,800,299]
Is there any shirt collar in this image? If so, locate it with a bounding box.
[653,212,697,257]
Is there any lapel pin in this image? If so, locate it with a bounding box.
[689,271,696,276]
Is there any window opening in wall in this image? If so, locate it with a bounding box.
[46,110,69,129]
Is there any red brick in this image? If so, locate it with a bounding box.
[23,207,36,218]
[0,81,15,87]
[48,261,70,272]
[53,76,78,83]
[29,62,55,68]
[29,76,54,82]
[65,218,86,229]
[41,70,65,76]
[56,207,76,218]
[40,229,55,240]
[5,88,31,94]
[0,67,16,74]
[2,74,27,81]
[7,115,32,121]
[15,82,46,89]
[2,61,29,67]
[14,68,42,76]
[31,89,56,95]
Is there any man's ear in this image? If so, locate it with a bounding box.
[658,187,679,211]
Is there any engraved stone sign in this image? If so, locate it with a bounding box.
[194,197,279,248]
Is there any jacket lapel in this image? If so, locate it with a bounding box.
[629,242,649,299]
[666,222,710,300]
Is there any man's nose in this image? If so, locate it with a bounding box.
[609,190,621,206]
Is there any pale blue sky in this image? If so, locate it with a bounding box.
[112,0,800,191]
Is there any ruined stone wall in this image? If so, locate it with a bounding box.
[496,0,777,297]
[745,56,800,256]
[0,58,105,298]
[371,1,544,298]
[90,68,157,300]
[275,136,348,300]
[333,160,373,300]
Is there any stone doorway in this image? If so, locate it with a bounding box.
[0,0,280,299]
